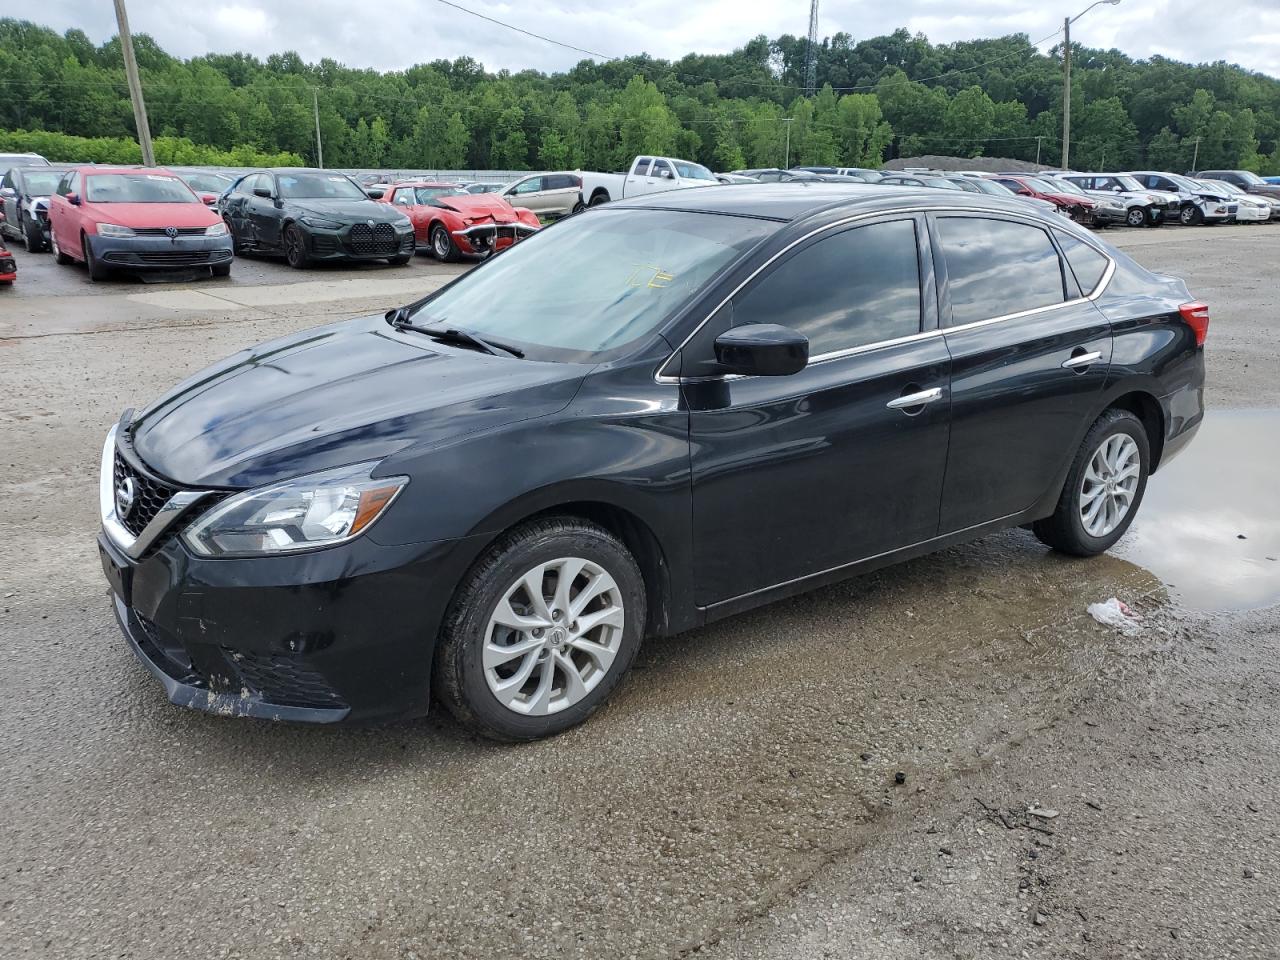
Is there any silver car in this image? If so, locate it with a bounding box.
[497,173,583,219]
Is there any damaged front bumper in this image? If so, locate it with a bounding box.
[452,221,539,255]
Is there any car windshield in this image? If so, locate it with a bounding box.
[922,178,963,190]
[1166,174,1203,192]
[1205,180,1241,195]
[969,179,1012,196]
[276,173,367,199]
[1112,175,1143,191]
[406,209,778,361]
[1046,178,1086,196]
[181,172,233,193]
[84,174,197,203]
[414,186,469,201]
[1021,177,1059,193]
[1231,171,1266,185]
[23,171,65,195]
[672,160,717,182]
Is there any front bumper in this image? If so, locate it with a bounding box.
[304,221,415,261]
[451,221,539,256]
[97,424,483,723]
[89,233,234,270]
[0,251,14,281]
[1091,206,1128,225]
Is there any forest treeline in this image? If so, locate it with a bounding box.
[2,17,1279,173]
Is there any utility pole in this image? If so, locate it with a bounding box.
[783,118,793,168]
[313,87,324,169]
[1061,17,1071,171]
[112,0,154,166]
[1036,135,1043,166]
[804,0,820,97]
[1191,136,1201,172]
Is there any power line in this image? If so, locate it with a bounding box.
[432,0,613,61]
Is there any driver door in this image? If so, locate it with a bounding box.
[684,214,951,607]
[245,174,283,250]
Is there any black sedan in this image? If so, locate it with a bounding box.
[0,163,73,250]
[98,185,1206,739]
[220,169,415,268]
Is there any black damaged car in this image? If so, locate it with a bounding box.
[220,168,414,268]
[99,185,1206,740]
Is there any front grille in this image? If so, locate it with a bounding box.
[311,234,338,256]
[227,650,348,710]
[113,452,178,537]
[0,257,14,273]
[136,250,211,264]
[132,227,208,237]
[347,222,399,256]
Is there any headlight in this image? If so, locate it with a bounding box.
[97,223,136,238]
[299,216,342,229]
[182,461,408,557]
[205,222,228,237]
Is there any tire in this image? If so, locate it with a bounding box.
[22,213,44,251]
[82,235,109,281]
[211,262,231,277]
[283,223,309,269]
[224,217,243,255]
[571,199,586,214]
[588,191,609,207]
[1125,207,1148,228]
[1179,204,1204,226]
[430,223,460,263]
[1032,409,1150,557]
[51,228,72,265]
[434,516,646,741]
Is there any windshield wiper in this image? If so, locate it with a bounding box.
[388,311,524,359]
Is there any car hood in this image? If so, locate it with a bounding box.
[83,202,219,228]
[1044,192,1094,208]
[130,315,587,488]
[427,194,522,221]
[288,198,409,223]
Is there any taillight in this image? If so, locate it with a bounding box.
[1179,301,1209,347]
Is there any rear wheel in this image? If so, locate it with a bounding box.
[430,223,459,262]
[1032,409,1149,556]
[588,191,609,207]
[51,228,72,265]
[434,517,645,741]
[283,224,309,269]
[82,235,109,281]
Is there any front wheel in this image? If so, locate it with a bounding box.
[1125,207,1148,228]
[1032,409,1149,556]
[434,517,646,741]
[51,228,72,265]
[430,223,460,262]
[1179,204,1204,226]
[83,235,109,281]
[22,213,44,251]
[283,224,309,269]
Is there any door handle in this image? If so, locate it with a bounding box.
[1061,349,1103,370]
[886,387,943,411]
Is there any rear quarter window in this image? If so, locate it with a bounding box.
[937,216,1066,325]
[1054,231,1110,295]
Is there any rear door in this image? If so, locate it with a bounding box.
[624,158,655,197]
[685,214,951,605]
[540,174,579,216]
[932,214,1113,532]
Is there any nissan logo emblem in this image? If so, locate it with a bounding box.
[164,226,178,238]
[115,476,137,519]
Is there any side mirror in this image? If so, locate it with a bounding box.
[366,188,384,199]
[253,186,272,199]
[714,324,809,377]
[0,187,15,198]
[200,193,217,205]
[67,192,80,205]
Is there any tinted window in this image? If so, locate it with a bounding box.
[1055,232,1109,295]
[733,219,922,356]
[544,174,572,190]
[632,158,653,176]
[651,160,674,180]
[276,173,366,199]
[937,217,1065,325]
[512,176,543,194]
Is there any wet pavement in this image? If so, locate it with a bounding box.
[2,225,1279,959]
[1116,409,1280,611]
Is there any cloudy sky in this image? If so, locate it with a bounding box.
[30,1,1280,79]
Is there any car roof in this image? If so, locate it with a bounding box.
[606,182,1047,223]
[76,166,179,176]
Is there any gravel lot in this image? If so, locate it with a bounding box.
[1,226,1277,959]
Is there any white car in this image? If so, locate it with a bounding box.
[1061,173,1181,227]
[578,156,719,207]
[1198,179,1273,222]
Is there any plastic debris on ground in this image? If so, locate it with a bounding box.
[1087,597,1142,636]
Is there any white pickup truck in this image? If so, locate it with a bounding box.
[579,156,720,207]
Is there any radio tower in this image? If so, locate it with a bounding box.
[804,0,819,96]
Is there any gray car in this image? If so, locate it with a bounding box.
[0,164,74,250]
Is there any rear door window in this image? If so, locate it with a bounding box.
[937,216,1066,325]
[631,158,653,177]
[731,218,923,356]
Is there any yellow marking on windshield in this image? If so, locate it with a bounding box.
[626,264,675,289]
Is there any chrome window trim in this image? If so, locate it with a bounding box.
[653,203,1115,385]
[100,423,215,561]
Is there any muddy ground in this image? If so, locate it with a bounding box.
[0,226,1276,958]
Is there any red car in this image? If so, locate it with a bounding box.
[46,166,233,281]
[378,181,540,261]
[988,174,1098,224]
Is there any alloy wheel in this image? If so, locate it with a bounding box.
[482,557,625,716]
[1126,208,1146,227]
[1078,433,1140,538]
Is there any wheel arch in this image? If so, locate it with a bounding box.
[588,187,611,205]
[1106,389,1166,471]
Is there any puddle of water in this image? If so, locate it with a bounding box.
[1115,409,1280,611]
